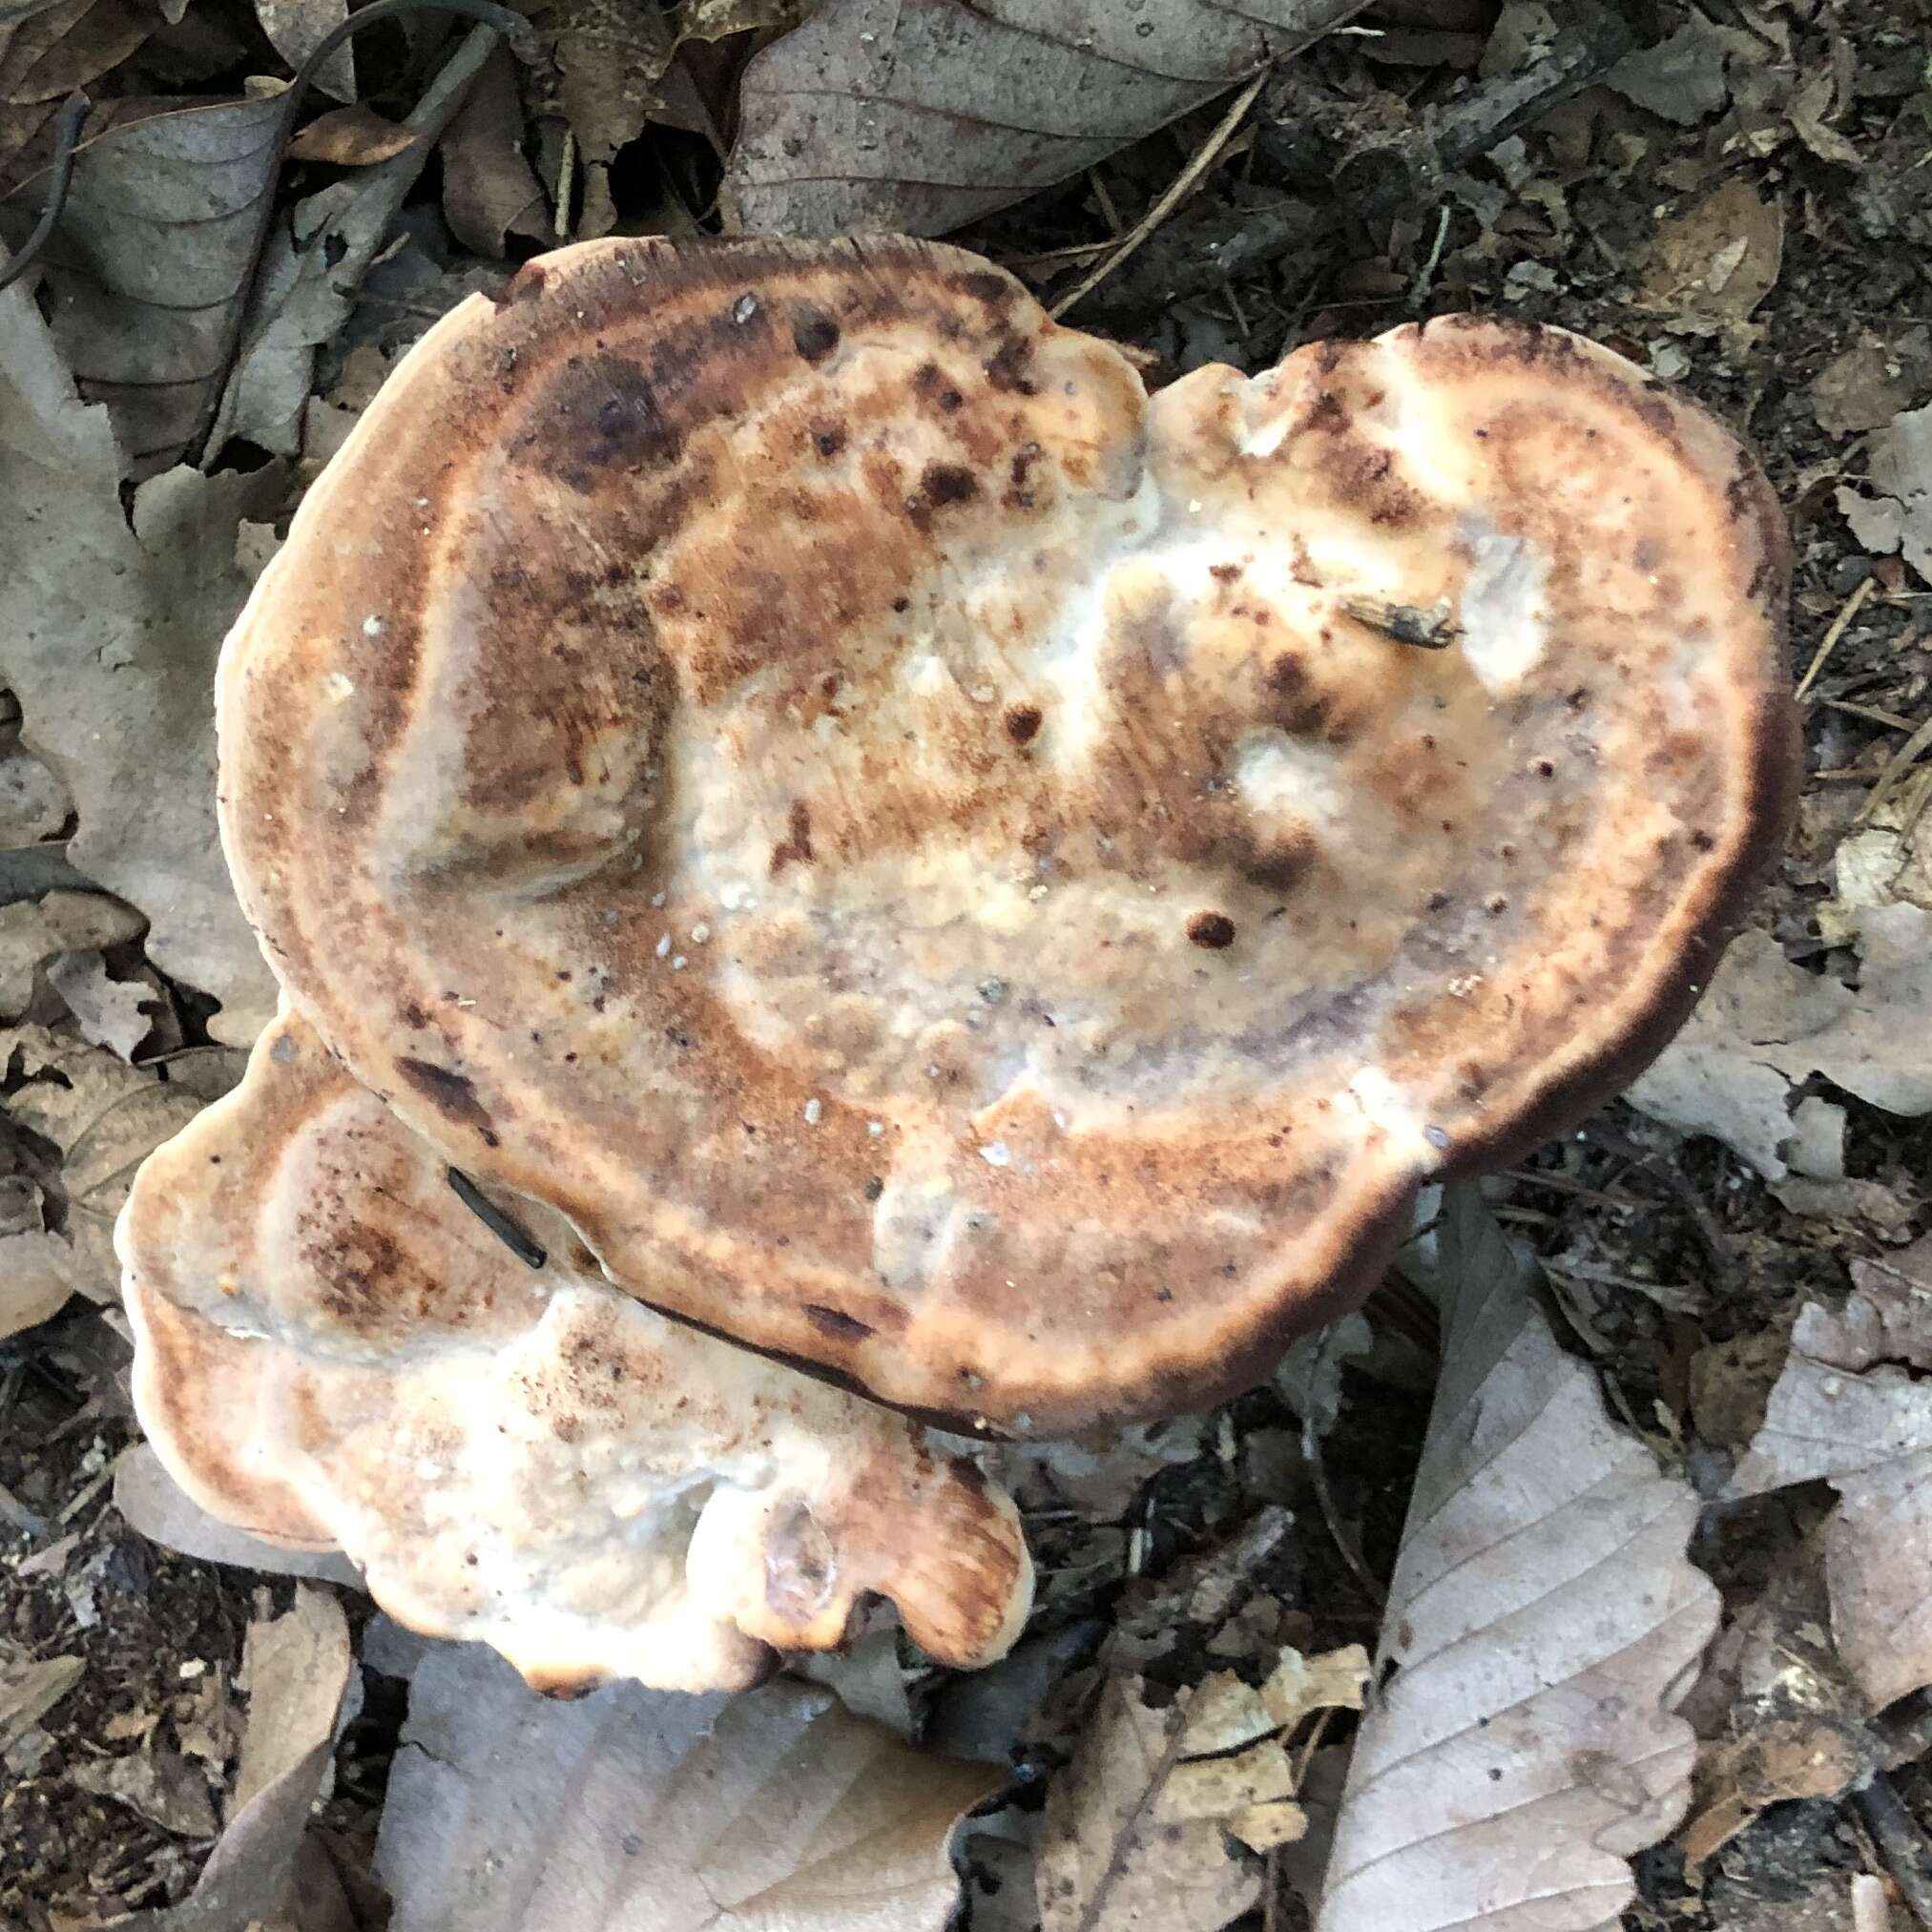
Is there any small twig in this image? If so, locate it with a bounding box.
[1051,66,1270,320]
[1301,1414,1384,1608]
[1854,1776,1932,1929]
[1072,1690,1197,1932]
[1797,576,1878,700]
[0,91,90,296]
[1856,710,1932,825]
[1821,697,1921,732]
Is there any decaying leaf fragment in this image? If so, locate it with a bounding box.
[1316,1186,1716,1930]
[373,1640,999,1932]
[1037,1646,1368,1931]
[1628,906,1932,1178]
[1837,399,1932,584]
[1732,1234,1932,1713]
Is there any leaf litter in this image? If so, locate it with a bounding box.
[6,0,1932,1925]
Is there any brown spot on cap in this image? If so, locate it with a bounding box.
[1186,911,1237,950]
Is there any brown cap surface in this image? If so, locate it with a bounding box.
[115,1008,1031,1693]
[217,237,1796,1432]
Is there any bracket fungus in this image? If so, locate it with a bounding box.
[119,235,1795,1690]
[120,1010,1029,1693]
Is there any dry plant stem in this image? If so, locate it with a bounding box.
[1856,1872,1896,1932]
[0,92,90,297]
[1854,1777,1932,1930]
[1857,711,1932,824]
[1072,1693,1196,1932]
[1797,577,1878,700]
[1302,1414,1385,1608]
[1049,67,1271,319]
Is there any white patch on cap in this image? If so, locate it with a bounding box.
[1233,730,1345,835]
[1457,520,1550,692]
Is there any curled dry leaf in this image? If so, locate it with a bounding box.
[1037,1647,1367,1931]
[109,1589,355,1931]
[372,1640,1001,1932]
[723,0,1364,238]
[1638,177,1785,325]
[1315,1186,1716,1932]
[0,284,280,1041]
[286,104,418,165]
[234,1587,353,1815]
[0,888,143,1021]
[1732,1235,1932,1713]
[2,95,288,476]
[1627,907,1932,1178]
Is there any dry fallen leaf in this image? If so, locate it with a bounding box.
[0,0,152,187]
[1627,908,1932,1177]
[1316,1186,1716,1930]
[723,0,1363,238]
[372,1640,999,1931]
[70,1746,220,1838]
[0,286,280,1041]
[3,95,290,475]
[1837,400,1932,583]
[0,888,142,1020]
[1732,1235,1932,1712]
[3,1020,205,1283]
[209,25,499,457]
[0,1648,83,1752]
[234,1587,353,1816]
[1037,1646,1367,1930]
[255,0,352,102]
[286,103,418,165]
[1638,177,1784,323]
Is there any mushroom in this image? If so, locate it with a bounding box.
[201,236,1794,1438]
[116,1008,1030,1693]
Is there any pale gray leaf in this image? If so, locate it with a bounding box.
[255,0,353,102]
[4,96,286,476]
[0,289,280,1042]
[723,0,1363,238]
[374,1642,998,1932]
[114,1444,367,1589]
[1733,1236,1932,1710]
[1316,1185,1716,1932]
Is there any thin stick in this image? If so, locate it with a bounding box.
[1050,67,1269,320]
[1822,697,1920,731]
[0,93,92,296]
[1856,710,1932,824]
[1797,576,1877,700]
[1853,1778,1932,1929]
[1302,1414,1384,1608]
